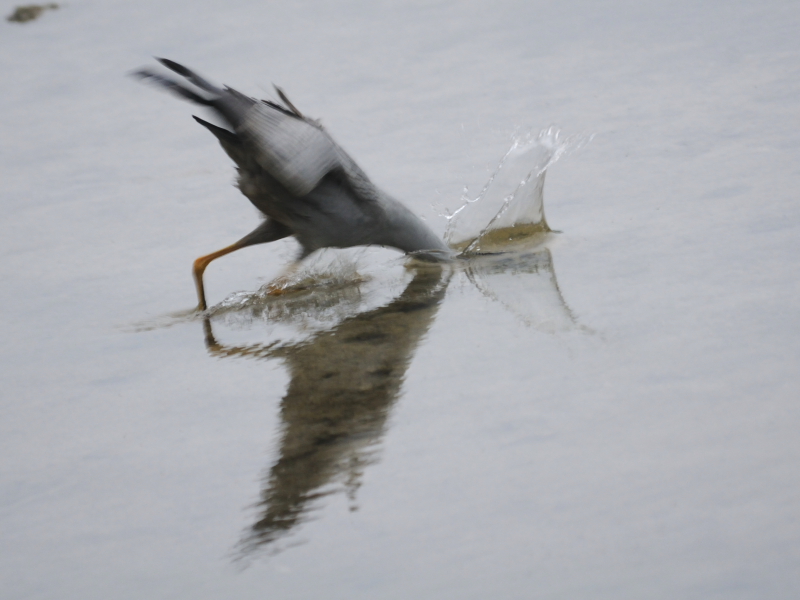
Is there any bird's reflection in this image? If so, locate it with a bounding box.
[198,234,581,559]
[202,263,449,557]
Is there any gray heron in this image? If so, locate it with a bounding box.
[133,59,451,310]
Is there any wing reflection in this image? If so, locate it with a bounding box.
[201,264,449,556]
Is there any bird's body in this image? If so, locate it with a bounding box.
[134,59,450,309]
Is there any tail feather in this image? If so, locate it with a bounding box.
[132,59,256,128]
[156,58,221,95]
[132,69,212,106]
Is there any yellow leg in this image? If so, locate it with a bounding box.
[192,241,246,311]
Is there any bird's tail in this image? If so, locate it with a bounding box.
[131,58,255,127]
[131,58,219,106]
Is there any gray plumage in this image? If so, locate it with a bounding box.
[133,59,450,283]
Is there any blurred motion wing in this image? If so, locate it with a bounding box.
[239,104,342,197]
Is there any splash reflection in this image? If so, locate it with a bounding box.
[201,264,449,557]
[461,234,580,332]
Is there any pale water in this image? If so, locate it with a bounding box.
[2,1,800,598]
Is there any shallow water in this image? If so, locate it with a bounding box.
[3,1,800,598]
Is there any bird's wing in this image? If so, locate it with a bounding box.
[238,103,342,197]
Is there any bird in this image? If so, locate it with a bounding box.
[133,59,451,311]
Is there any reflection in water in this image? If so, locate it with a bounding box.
[461,233,580,333]
[202,264,449,557]
[191,125,588,558]
[197,239,580,558]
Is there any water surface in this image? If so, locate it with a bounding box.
[2,1,800,598]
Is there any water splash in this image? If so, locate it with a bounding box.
[211,252,368,315]
[198,249,417,348]
[445,126,592,253]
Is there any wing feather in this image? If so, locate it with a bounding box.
[238,103,341,197]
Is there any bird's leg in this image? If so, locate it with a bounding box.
[193,241,247,311]
[192,218,293,311]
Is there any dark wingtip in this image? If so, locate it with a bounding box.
[156,57,187,74]
[273,84,303,118]
[153,58,221,95]
[132,68,212,106]
[128,68,151,80]
[192,115,240,145]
